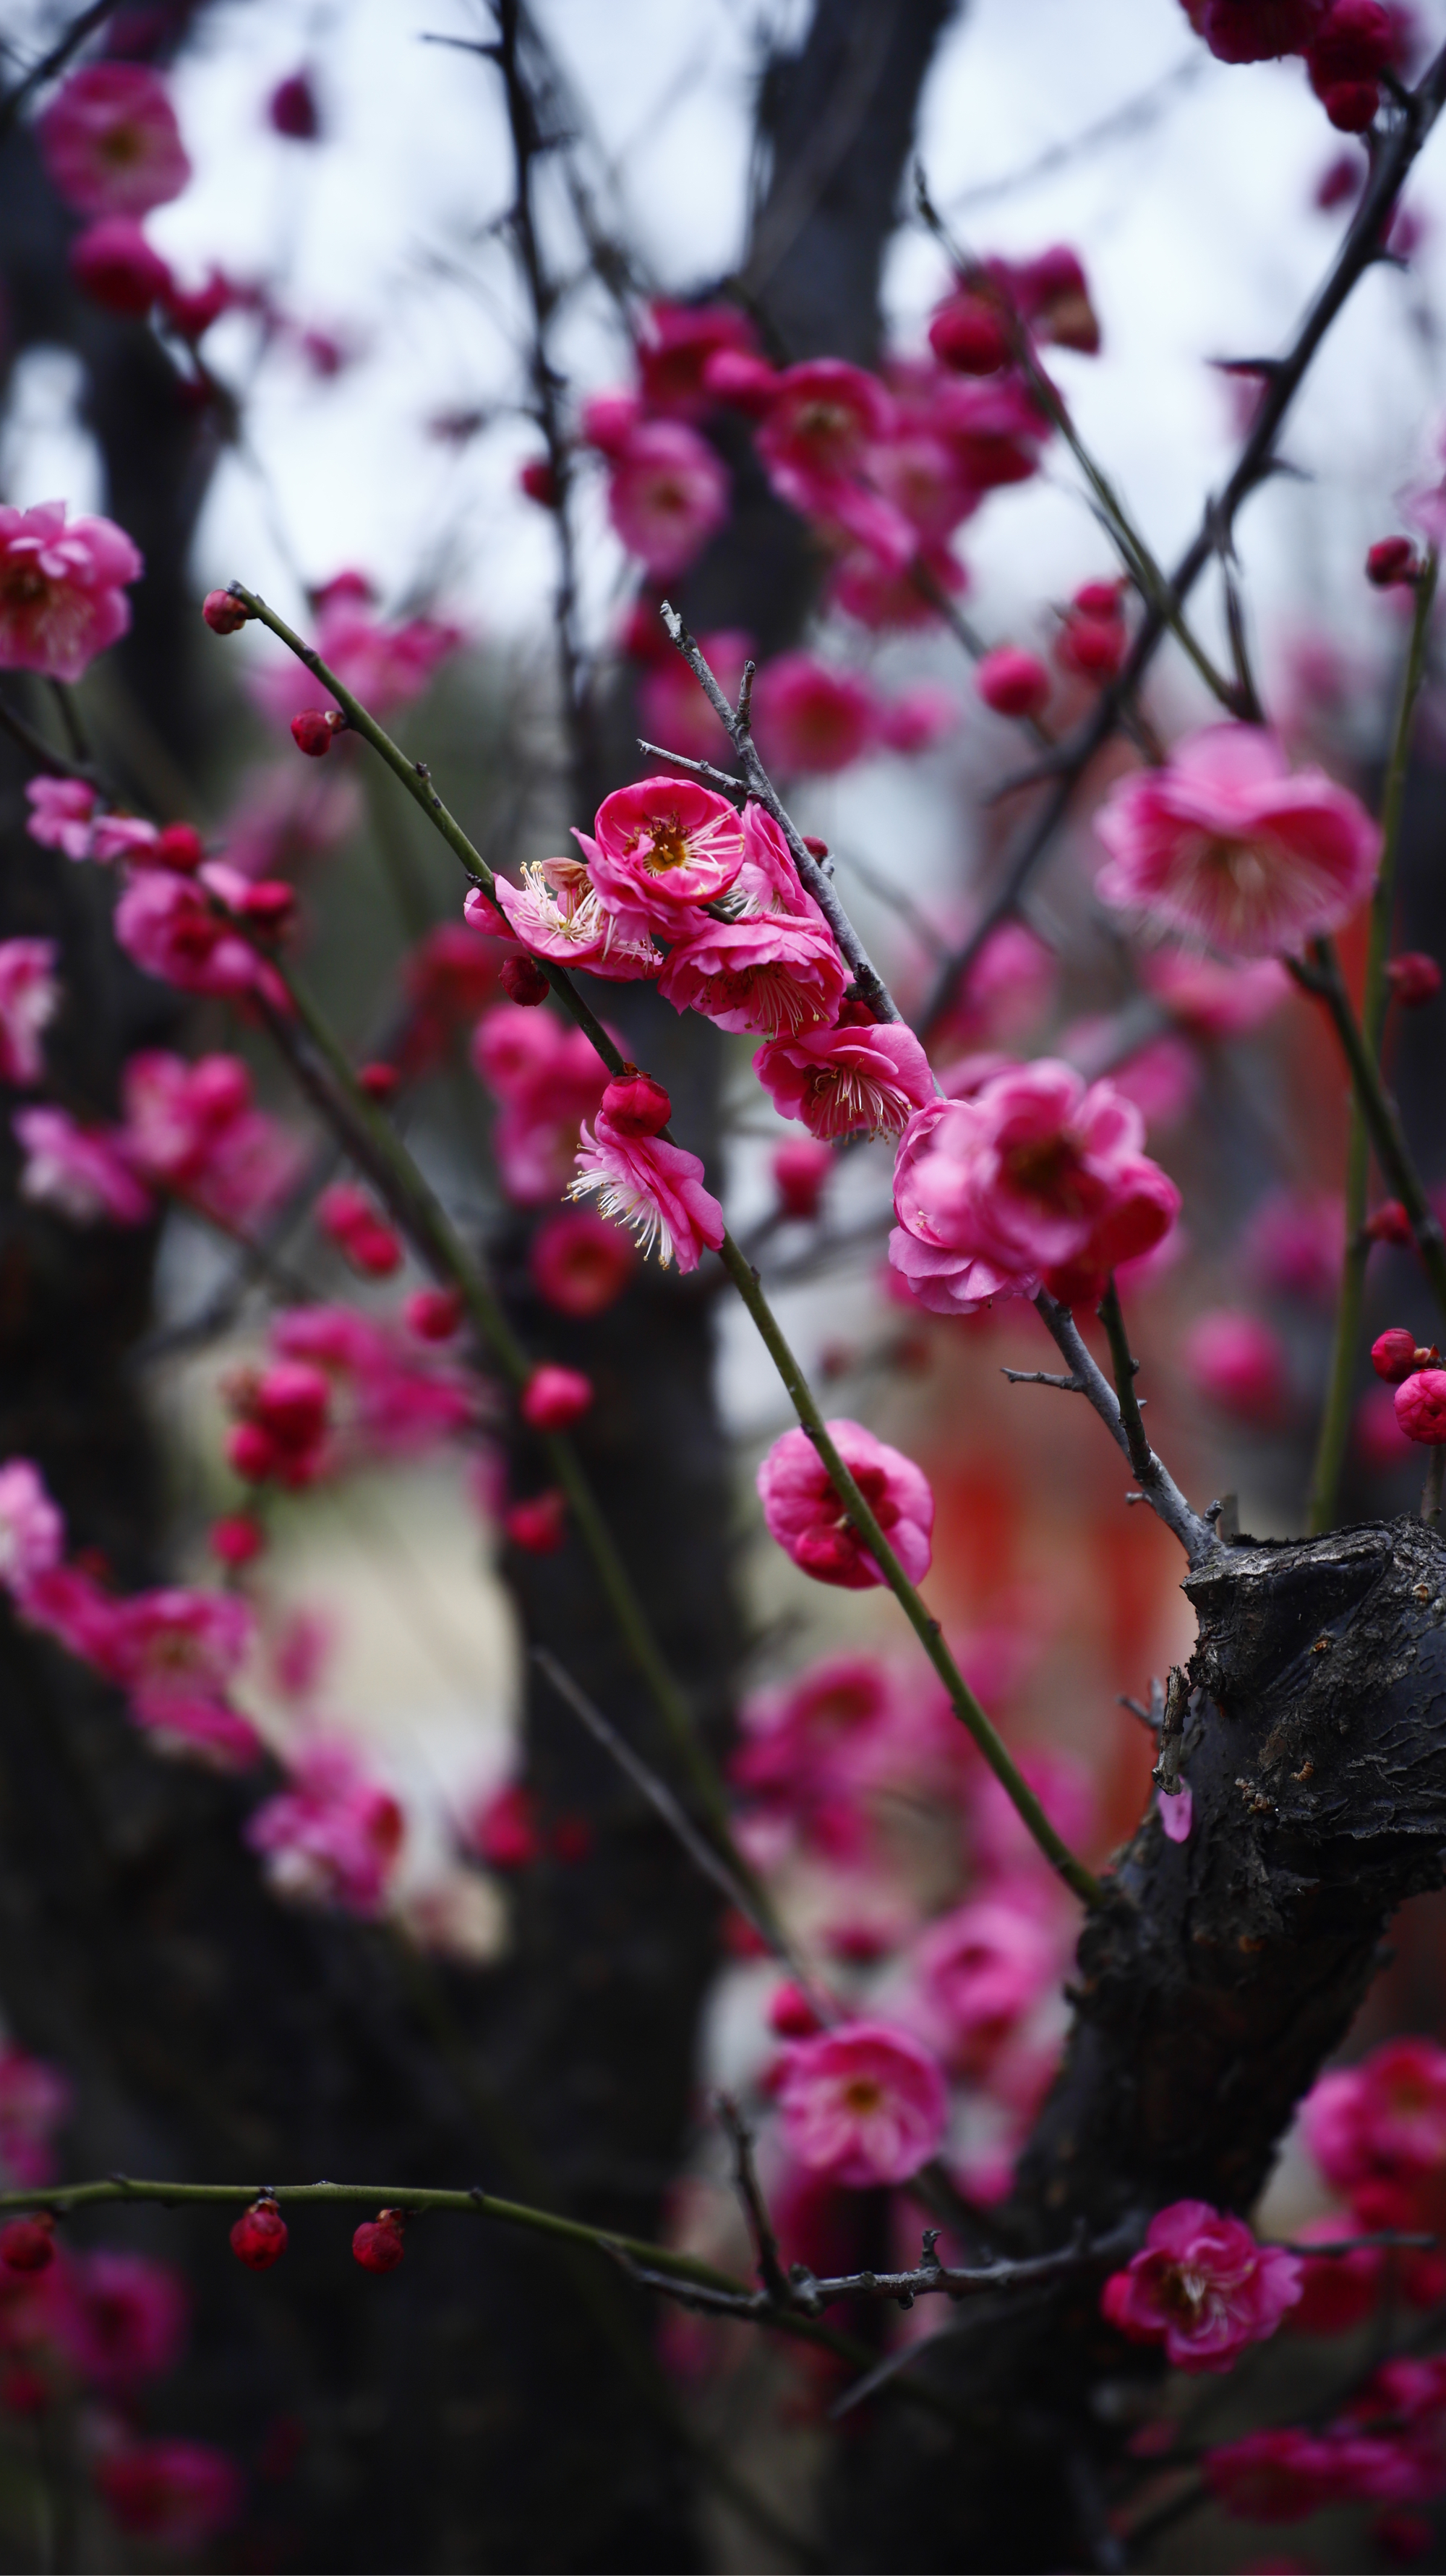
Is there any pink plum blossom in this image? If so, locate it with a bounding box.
[569,1109,724,1274]
[581,776,745,942]
[0,503,141,682]
[475,861,662,983]
[751,654,881,775]
[1243,1188,1345,1303]
[120,1050,300,1228]
[1094,723,1381,958]
[889,1059,1180,1314]
[96,2440,242,2551]
[253,579,461,724]
[38,64,190,217]
[829,537,966,631]
[757,1417,933,1588]
[1396,1369,1446,1443]
[108,1588,262,1770]
[1184,1310,1289,1420]
[1304,2038,1446,2232]
[0,2048,71,2187]
[529,1208,636,1315]
[755,358,914,566]
[659,848,846,1036]
[878,683,960,755]
[0,1462,63,1593]
[929,920,1057,1052]
[636,301,760,419]
[269,1305,473,1464]
[61,2248,187,2389]
[911,1895,1061,2076]
[1141,945,1291,1033]
[112,872,270,1001]
[471,1001,609,1206]
[17,1561,128,1672]
[777,2021,948,2185]
[756,1017,934,1143]
[24,777,96,860]
[606,421,730,576]
[1100,2201,1302,2372]
[0,941,57,1086]
[732,1653,902,1856]
[246,1741,406,1915]
[12,1106,152,1226]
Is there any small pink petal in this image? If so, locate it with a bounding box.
[1160,1783,1193,1843]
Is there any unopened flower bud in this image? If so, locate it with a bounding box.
[352,2211,405,2273]
[802,835,830,861]
[600,1070,671,1136]
[1318,76,1382,129]
[929,291,1009,376]
[1366,536,1421,588]
[773,1138,833,1221]
[521,1364,594,1430]
[975,645,1051,720]
[768,1981,822,2039]
[202,589,251,635]
[1364,1200,1415,1247]
[230,2196,288,2271]
[210,1514,265,1566]
[0,2215,54,2274]
[269,72,320,140]
[291,709,346,758]
[227,1420,281,1483]
[1388,950,1442,1006]
[504,1490,568,1554]
[357,1061,399,1101]
[499,955,551,1006]
[404,1288,463,1342]
[518,458,557,507]
[150,822,205,872]
[1395,1367,1446,1443]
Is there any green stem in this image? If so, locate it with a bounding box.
[716,1232,1105,1907]
[1308,553,1438,1534]
[1291,937,1446,1324]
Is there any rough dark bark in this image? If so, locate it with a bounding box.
[838,1517,1446,2570]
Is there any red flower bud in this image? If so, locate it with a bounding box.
[551,1814,594,1864]
[499,955,552,1007]
[469,1782,542,1869]
[357,1061,399,1101]
[1364,1200,1415,1246]
[928,291,1009,377]
[1366,536,1421,587]
[270,73,320,140]
[202,589,252,635]
[70,217,171,317]
[975,645,1051,720]
[291,709,346,758]
[227,1420,281,1483]
[802,835,831,860]
[234,879,296,932]
[231,2197,288,2271]
[1371,1327,1420,1381]
[352,2212,405,2273]
[1318,76,1382,127]
[0,2215,54,2274]
[772,1138,834,1221]
[504,1490,568,1553]
[1395,1368,1446,1443]
[404,1288,463,1342]
[210,1514,266,1566]
[518,458,557,507]
[1309,0,1393,88]
[1388,951,1442,1006]
[600,1071,671,1135]
[768,1981,822,2039]
[521,1364,594,1430]
[1317,148,1366,208]
[149,823,205,873]
[1056,585,1127,681]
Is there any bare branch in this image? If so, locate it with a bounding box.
[1031,1291,1214,1565]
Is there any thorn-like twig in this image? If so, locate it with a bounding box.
[715,2094,792,2306]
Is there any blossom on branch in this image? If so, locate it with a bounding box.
[659,891,846,1038]
[38,64,190,217]
[756,1016,933,1143]
[246,1741,405,1915]
[777,2020,948,2184]
[0,941,58,1086]
[24,777,97,861]
[1100,2199,1302,2371]
[605,421,730,577]
[112,873,273,1002]
[120,1050,301,1228]
[757,1417,933,1588]
[568,1109,724,1274]
[12,1107,152,1227]
[0,503,141,683]
[751,654,881,775]
[106,1589,262,1770]
[0,1462,63,1592]
[581,777,745,942]
[1094,723,1381,959]
[471,1002,609,1206]
[474,861,662,982]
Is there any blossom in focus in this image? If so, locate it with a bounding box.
[476,860,662,983]
[659,887,847,1038]
[246,1741,406,1915]
[0,2048,71,2188]
[471,1001,609,1206]
[38,64,191,216]
[751,654,881,775]
[777,2021,948,2185]
[581,777,745,942]
[96,2439,243,2551]
[569,1109,724,1274]
[108,1587,262,1770]
[605,421,730,577]
[1184,1309,1290,1420]
[755,1017,934,1143]
[24,777,97,860]
[1094,723,1381,958]
[529,1208,636,1315]
[120,1051,301,1228]
[1101,2200,1302,2372]
[0,941,58,1086]
[889,1060,1180,1314]
[12,1106,152,1227]
[1396,1368,1446,1442]
[757,1417,933,1588]
[0,502,142,683]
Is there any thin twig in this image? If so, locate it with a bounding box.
[715,2094,792,2306]
[1096,1278,1152,1484]
[1032,1291,1214,1565]
[1289,938,1446,1326]
[0,0,120,146]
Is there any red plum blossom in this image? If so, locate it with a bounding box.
[568,1109,724,1274]
[757,1417,933,1588]
[38,64,190,217]
[108,1588,262,1770]
[581,777,744,941]
[121,1051,300,1229]
[1396,1369,1446,1441]
[751,653,881,775]
[659,887,846,1038]
[777,2020,948,2184]
[1304,2037,1446,2234]
[756,1018,933,1143]
[1094,722,1381,958]
[605,421,730,576]
[0,941,58,1086]
[0,503,141,683]
[96,2440,242,2550]
[1101,2200,1302,2371]
[911,1894,1062,2076]
[475,860,661,983]
[0,1462,63,1593]
[529,1209,636,1315]
[636,301,760,419]
[247,1741,405,1915]
[12,1106,152,1227]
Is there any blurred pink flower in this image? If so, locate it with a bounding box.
[108,1587,262,1770]
[0,502,141,682]
[0,1461,64,1595]
[756,359,914,565]
[607,421,730,576]
[12,1106,151,1227]
[1304,2038,1446,2217]
[112,872,270,1001]
[778,2021,948,2184]
[254,584,461,723]
[96,2439,242,2551]
[61,2248,187,2389]
[1205,2423,1398,2521]
[889,1060,1180,1314]
[471,1001,609,1206]
[636,628,751,764]
[24,777,96,861]
[569,1109,724,1274]
[752,653,881,775]
[911,1894,1061,2076]
[877,683,959,756]
[1356,1379,1416,1470]
[1142,945,1291,1033]
[1287,2212,1383,2335]
[0,2048,71,2189]
[1184,1309,1289,1420]
[829,538,966,631]
[929,921,1056,1052]
[38,64,190,217]
[636,301,759,420]
[0,940,57,1086]
[1101,2200,1301,2371]
[270,1305,474,1462]
[247,1741,406,1915]
[970,1747,1095,1885]
[581,776,745,942]
[1243,1187,1345,1303]
[756,1017,933,1142]
[121,1050,301,1228]
[1094,723,1380,958]
[757,1417,933,1589]
[529,1208,636,1315]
